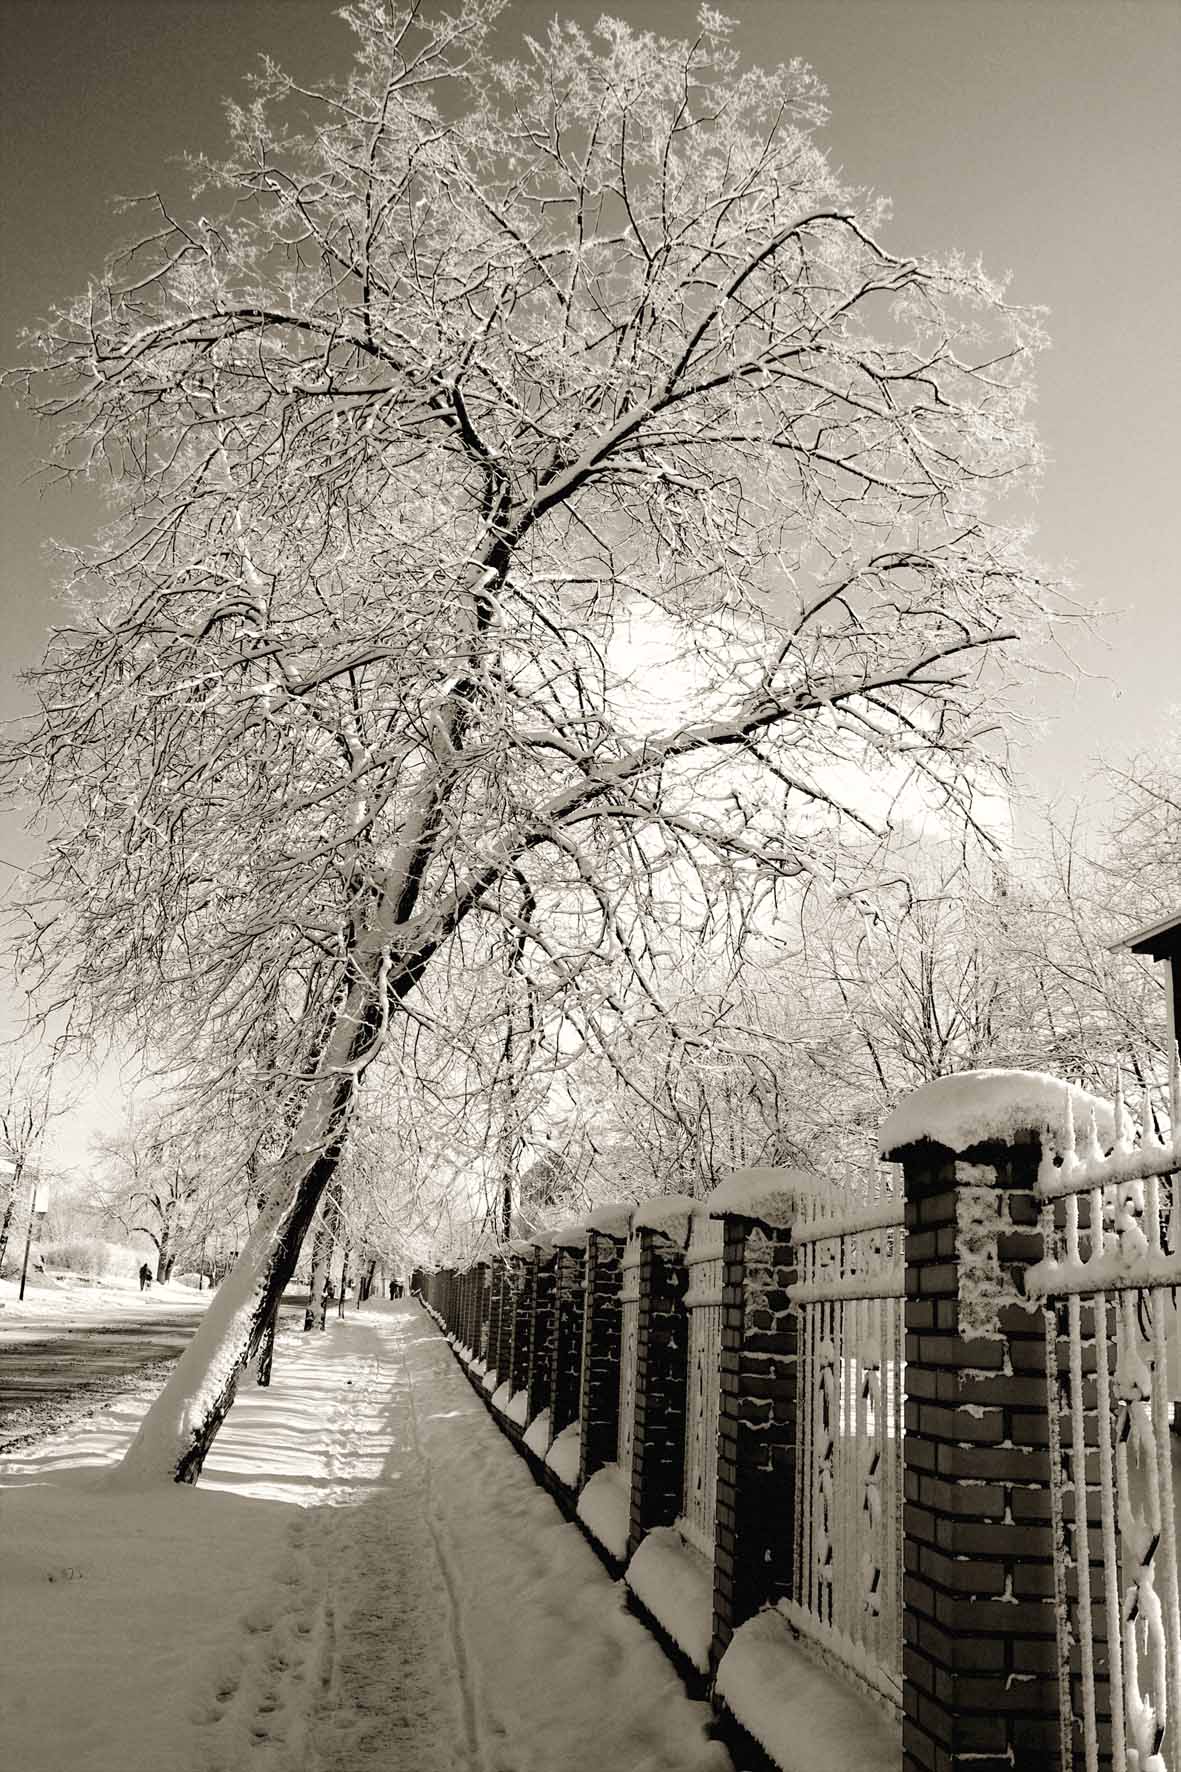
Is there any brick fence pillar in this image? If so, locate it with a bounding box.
[486,1256,506,1385]
[528,1248,555,1424]
[710,1212,799,1673]
[508,1252,534,1398]
[465,1268,478,1351]
[474,1261,489,1361]
[887,1125,1064,1772]
[496,1253,516,1384]
[549,1244,585,1436]
[465,1267,479,1352]
[628,1228,690,1560]
[578,1229,625,1487]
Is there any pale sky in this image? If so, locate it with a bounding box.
[1,0,1178,1167]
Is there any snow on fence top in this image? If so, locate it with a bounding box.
[705,1166,830,1229]
[507,1231,556,1258]
[879,1069,1117,1160]
[549,1204,635,1249]
[630,1194,704,1249]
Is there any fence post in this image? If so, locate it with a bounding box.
[627,1223,690,1560]
[708,1206,800,1674]
[886,1109,1065,1772]
[486,1255,507,1386]
[508,1250,534,1401]
[578,1228,626,1487]
[474,1260,489,1362]
[549,1241,585,1438]
[463,1267,476,1351]
[461,1268,475,1346]
[528,1245,555,1424]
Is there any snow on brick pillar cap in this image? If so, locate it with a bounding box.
[706,1165,829,1230]
[507,1232,556,1258]
[879,1067,1116,1161]
[630,1193,705,1250]
[550,1203,635,1250]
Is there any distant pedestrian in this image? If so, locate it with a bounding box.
[138,1262,152,1291]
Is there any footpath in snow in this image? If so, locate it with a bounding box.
[0,1299,730,1772]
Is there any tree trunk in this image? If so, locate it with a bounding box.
[108,1049,356,1487]
[255,1305,277,1387]
[156,1218,171,1286]
[303,1179,341,1332]
[0,1157,27,1273]
[0,1190,16,1272]
[337,1247,351,1320]
[108,913,450,1485]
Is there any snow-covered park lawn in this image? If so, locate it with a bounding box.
[1,1299,729,1772]
[0,1271,210,1339]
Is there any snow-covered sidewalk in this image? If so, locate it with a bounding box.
[1,1300,729,1772]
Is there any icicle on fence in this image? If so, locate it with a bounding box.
[783,1161,906,1711]
[1028,1057,1181,1772]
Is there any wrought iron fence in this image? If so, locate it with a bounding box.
[785,1171,906,1712]
[679,1212,725,1561]
[1029,1072,1181,1772]
[617,1231,642,1477]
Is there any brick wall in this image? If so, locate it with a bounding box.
[509,1252,534,1398]
[889,1133,1065,1772]
[549,1245,585,1436]
[628,1229,689,1560]
[487,1255,506,1387]
[710,1214,798,1671]
[578,1230,624,1487]
[528,1250,555,1422]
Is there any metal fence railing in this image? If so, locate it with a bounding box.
[784,1171,906,1712]
[1029,1074,1181,1772]
[679,1212,724,1562]
[617,1232,642,1479]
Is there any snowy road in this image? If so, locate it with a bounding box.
[0,1288,304,1452]
[2,1301,729,1772]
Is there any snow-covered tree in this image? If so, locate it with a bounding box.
[0,1050,61,1273]
[92,1117,205,1282]
[4,2,1063,1479]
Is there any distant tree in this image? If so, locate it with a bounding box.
[4,2,1061,1480]
[0,1052,60,1273]
[92,1117,203,1282]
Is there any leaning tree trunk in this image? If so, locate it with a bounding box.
[304,1214,332,1331]
[304,1176,343,1332]
[107,889,459,1485]
[106,970,378,1486]
[255,1305,278,1387]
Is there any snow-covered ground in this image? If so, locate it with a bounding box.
[0,1271,210,1340]
[1,1300,730,1772]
